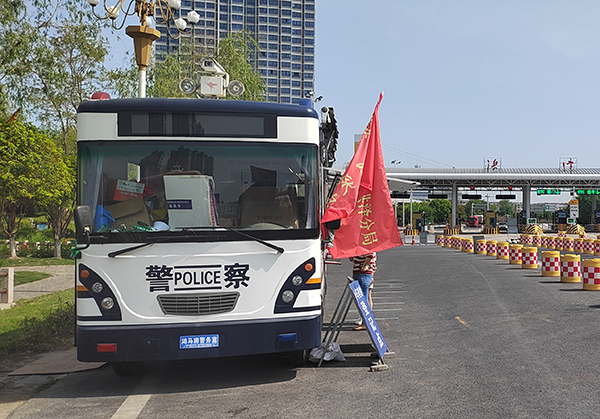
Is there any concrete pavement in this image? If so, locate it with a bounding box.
[1,264,101,397]
[0,264,75,310]
[12,265,75,302]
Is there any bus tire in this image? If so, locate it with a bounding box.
[288,349,308,366]
[112,362,145,377]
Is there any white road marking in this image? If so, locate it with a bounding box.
[373,308,403,311]
[0,401,25,419]
[111,370,162,419]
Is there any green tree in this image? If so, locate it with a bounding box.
[1,0,109,154]
[0,1,114,259]
[0,1,106,257]
[0,0,34,111]
[496,200,516,218]
[576,194,592,225]
[0,119,66,258]
[216,33,265,101]
[38,150,75,257]
[457,204,467,224]
[105,53,138,99]
[428,199,452,223]
[107,33,265,100]
[147,53,189,98]
[26,17,106,154]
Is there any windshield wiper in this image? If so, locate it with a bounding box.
[107,235,181,258]
[108,242,153,258]
[184,226,284,254]
[107,227,284,257]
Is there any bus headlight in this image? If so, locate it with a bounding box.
[282,290,294,303]
[101,297,115,310]
[274,258,316,314]
[291,275,303,286]
[78,264,122,321]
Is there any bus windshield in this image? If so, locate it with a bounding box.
[78,140,318,237]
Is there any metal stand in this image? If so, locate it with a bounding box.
[317,276,354,367]
[318,276,391,371]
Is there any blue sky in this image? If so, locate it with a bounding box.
[315,1,600,170]
[105,1,600,171]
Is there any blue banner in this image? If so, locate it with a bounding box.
[348,280,388,359]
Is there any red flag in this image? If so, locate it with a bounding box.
[322,93,403,258]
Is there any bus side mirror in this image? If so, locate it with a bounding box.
[74,206,93,243]
[325,219,341,230]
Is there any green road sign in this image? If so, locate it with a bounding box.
[537,189,560,195]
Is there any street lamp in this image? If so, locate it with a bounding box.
[86,0,198,97]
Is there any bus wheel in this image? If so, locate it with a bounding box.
[288,349,308,366]
[112,362,145,377]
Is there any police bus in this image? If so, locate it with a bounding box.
[74,97,338,375]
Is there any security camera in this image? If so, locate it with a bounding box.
[201,59,215,71]
[200,57,227,75]
[321,106,331,123]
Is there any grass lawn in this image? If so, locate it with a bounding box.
[1,257,75,267]
[14,271,52,286]
[0,289,74,360]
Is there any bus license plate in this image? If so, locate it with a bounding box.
[180,334,219,349]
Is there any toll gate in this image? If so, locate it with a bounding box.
[385,167,600,228]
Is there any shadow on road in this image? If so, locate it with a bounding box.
[25,354,300,401]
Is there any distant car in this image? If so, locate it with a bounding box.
[498,222,508,233]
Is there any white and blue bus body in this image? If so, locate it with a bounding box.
[74,98,329,366]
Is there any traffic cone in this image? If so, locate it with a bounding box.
[412,235,416,245]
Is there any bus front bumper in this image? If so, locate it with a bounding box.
[76,315,322,362]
